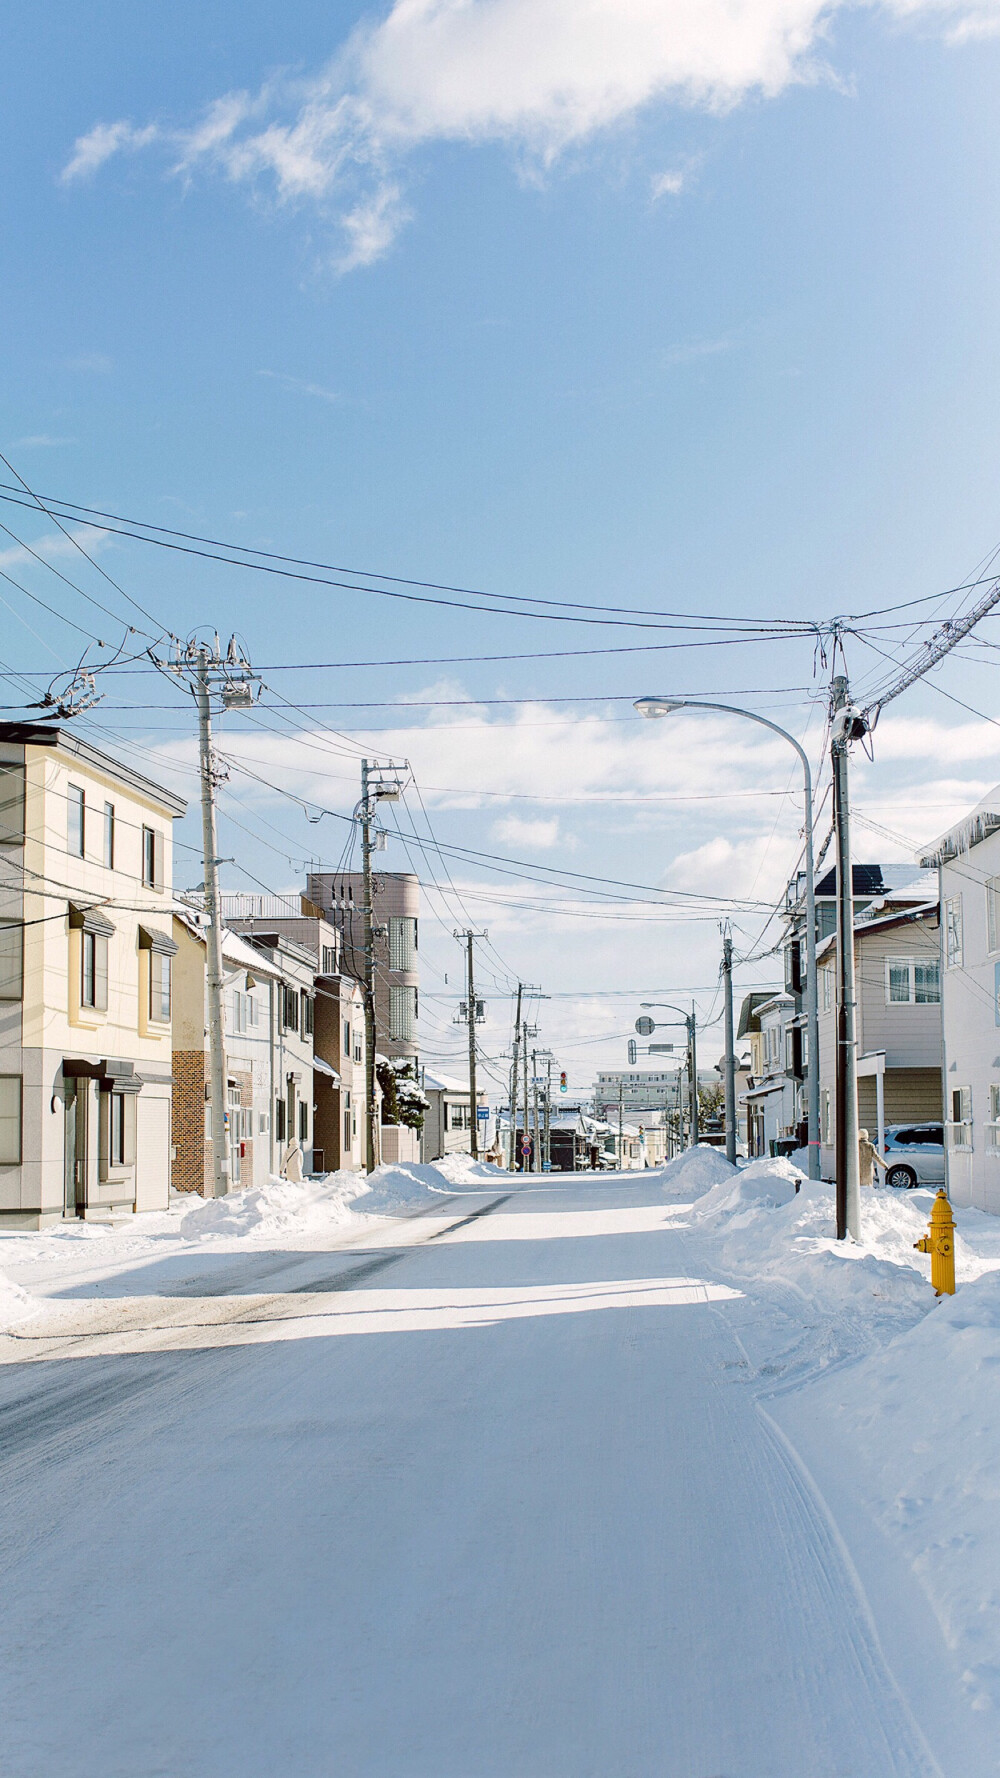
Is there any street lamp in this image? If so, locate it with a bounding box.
[635,696,820,1182]
[637,1003,699,1146]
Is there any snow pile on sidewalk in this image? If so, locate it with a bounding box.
[351,1155,505,1215]
[649,1144,736,1197]
[0,1268,43,1334]
[691,1154,802,1220]
[178,1172,370,1240]
[802,1264,1000,1714]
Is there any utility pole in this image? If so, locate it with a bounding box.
[360,760,379,1177]
[455,930,486,1159]
[831,676,862,1239]
[689,1003,699,1146]
[522,1033,531,1171]
[156,634,258,1199]
[544,1056,552,1171]
[358,759,407,1175]
[618,1078,624,1169]
[508,983,523,1170]
[531,1049,540,1174]
[721,927,737,1165]
[195,648,230,1200]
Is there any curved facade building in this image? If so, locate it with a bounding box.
[307,871,419,1063]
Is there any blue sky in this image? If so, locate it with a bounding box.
[4,1,1000,1087]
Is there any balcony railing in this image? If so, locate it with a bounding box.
[984,1121,1000,1154]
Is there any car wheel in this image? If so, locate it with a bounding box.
[885,1164,918,1189]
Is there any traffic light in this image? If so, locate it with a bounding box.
[559,1071,568,1093]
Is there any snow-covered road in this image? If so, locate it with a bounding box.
[0,1173,967,1776]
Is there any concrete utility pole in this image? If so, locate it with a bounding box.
[831,677,862,1240]
[360,761,379,1177]
[195,648,230,1201]
[358,759,406,1175]
[522,1032,531,1172]
[531,1050,540,1174]
[156,634,257,1198]
[455,929,485,1159]
[722,928,737,1165]
[544,1056,552,1171]
[689,1003,699,1146]
[508,983,523,1170]
[618,1079,624,1168]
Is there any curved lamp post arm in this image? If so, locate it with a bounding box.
[635,696,820,1180]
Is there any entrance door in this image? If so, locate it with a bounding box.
[64,1084,87,1216]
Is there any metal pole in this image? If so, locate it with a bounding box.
[618,1078,624,1168]
[689,1006,699,1146]
[195,648,229,1199]
[521,1030,530,1172]
[722,930,737,1165]
[465,932,479,1159]
[544,1057,552,1171]
[508,984,522,1170]
[531,1049,540,1174]
[832,677,861,1240]
[360,761,379,1175]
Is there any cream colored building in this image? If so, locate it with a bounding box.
[0,723,185,1227]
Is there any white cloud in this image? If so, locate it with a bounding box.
[492,814,562,849]
[60,121,159,183]
[651,168,687,199]
[0,525,110,573]
[63,352,113,373]
[257,369,342,403]
[59,0,1000,267]
[11,435,76,448]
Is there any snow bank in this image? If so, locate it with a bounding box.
[351,1155,505,1215]
[806,1266,1000,1715]
[649,1144,735,1197]
[0,1268,41,1333]
[691,1154,802,1221]
[178,1172,369,1240]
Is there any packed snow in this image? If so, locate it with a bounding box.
[4,1145,1000,1771]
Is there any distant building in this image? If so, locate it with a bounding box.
[307,871,419,1063]
[737,991,797,1158]
[594,1069,677,1116]
[422,1071,489,1161]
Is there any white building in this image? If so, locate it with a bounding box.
[920,796,1000,1212]
[422,1071,489,1161]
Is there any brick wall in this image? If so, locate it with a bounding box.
[172,1049,207,1194]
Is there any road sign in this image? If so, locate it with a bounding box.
[635,1016,655,1037]
[649,1043,674,1053]
[477,1106,489,1121]
[627,1038,637,1065]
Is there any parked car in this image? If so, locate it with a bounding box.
[881,1124,945,1189]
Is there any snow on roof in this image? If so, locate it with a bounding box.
[919,788,1000,867]
[174,911,282,978]
[422,1071,470,1094]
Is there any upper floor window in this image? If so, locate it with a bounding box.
[0,922,24,1001]
[150,951,171,1023]
[81,929,108,1011]
[103,802,115,870]
[322,945,336,974]
[301,990,314,1038]
[343,1018,351,1056]
[388,916,417,972]
[68,785,85,857]
[945,895,963,968]
[0,765,25,846]
[389,984,417,1043]
[280,982,299,1032]
[142,825,164,890]
[821,966,833,1013]
[886,957,940,1005]
[0,1074,21,1163]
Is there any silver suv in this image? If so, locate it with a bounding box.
[882,1123,945,1189]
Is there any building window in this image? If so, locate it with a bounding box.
[390,984,417,1042]
[298,1101,308,1143]
[945,895,963,968]
[0,764,25,846]
[301,991,314,1037]
[388,916,417,972]
[275,1098,286,1141]
[233,990,254,1034]
[343,1018,351,1056]
[150,950,171,1023]
[820,1088,832,1146]
[81,930,108,1011]
[103,802,115,870]
[100,1089,136,1175]
[281,983,299,1032]
[0,922,23,1001]
[0,1074,21,1163]
[886,957,941,1005]
[343,1090,352,1152]
[821,966,833,1013]
[142,825,164,890]
[322,946,336,974]
[68,784,85,857]
[948,1085,972,1151]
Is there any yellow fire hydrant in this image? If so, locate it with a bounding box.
[914,1189,956,1296]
